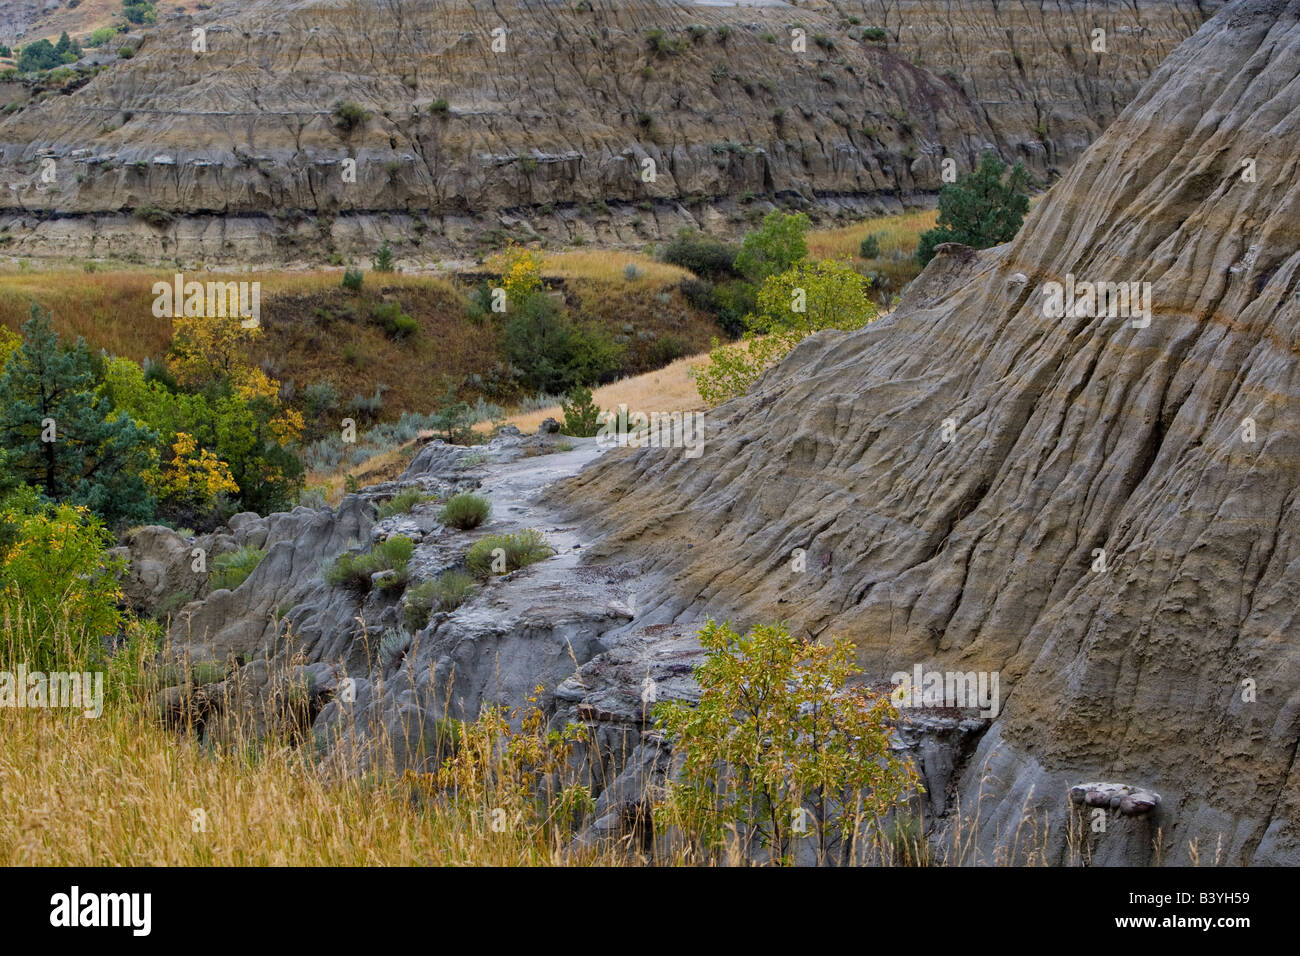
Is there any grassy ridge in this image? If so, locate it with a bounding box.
[0,208,943,426]
[0,265,720,422]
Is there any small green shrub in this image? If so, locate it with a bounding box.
[370,301,417,339]
[134,204,173,227]
[560,386,602,437]
[403,570,478,628]
[440,492,491,530]
[859,233,881,259]
[466,529,553,576]
[653,620,920,863]
[659,229,740,280]
[211,545,266,591]
[332,99,369,133]
[85,28,118,49]
[341,266,364,292]
[646,28,685,56]
[372,240,395,272]
[377,487,435,519]
[324,535,415,593]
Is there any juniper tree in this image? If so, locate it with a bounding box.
[0,305,156,526]
[916,151,1031,266]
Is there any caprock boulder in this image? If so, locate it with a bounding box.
[550,0,1300,865]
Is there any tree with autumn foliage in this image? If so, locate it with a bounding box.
[486,242,544,307]
[654,620,919,864]
[161,314,304,515]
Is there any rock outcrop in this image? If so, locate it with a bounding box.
[549,0,1300,865]
[0,0,1217,264]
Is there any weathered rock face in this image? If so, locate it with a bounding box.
[549,0,1300,864]
[0,0,1216,264]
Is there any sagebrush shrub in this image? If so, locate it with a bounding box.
[440,492,490,530]
[403,570,477,628]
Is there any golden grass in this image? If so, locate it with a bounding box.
[543,249,693,286]
[490,351,709,435]
[0,702,625,866]
[807,207,940,263]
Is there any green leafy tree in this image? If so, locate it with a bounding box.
[654,620,919,864]
[17,39,61,72]
[733,211,811,284]
[0,306,156,526]
[916,151,1030,266]
[52,32,80,59]
[503,293,621,394]
[695,260,878,406]
[429,378,474,445]
[747,259,878,337]
[0,500,124,669]
[121,0,157,26]
[101,354,302,520]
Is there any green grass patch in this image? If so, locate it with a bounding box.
[466,529,554,576]
[403,570,478,628]
[210,546,266,591]
[377,487,436,519]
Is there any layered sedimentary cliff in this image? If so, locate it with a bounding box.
[0,0,1216,263]
[552,0,1300,864]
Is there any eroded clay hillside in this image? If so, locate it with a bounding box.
[553,0,1300,864]
[0,0,1216,264]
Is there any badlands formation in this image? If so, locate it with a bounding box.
[555,0,1300,864]
[0,0,1216,263]
[99,0,1297,866]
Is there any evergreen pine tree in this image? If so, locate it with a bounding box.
[0,305,157,526]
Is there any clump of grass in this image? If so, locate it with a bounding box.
[884,814,932,866]
[467,529,554,575]
[403,570,478,628]
[210,546,266,591]
[378,487,436,519]
[440,492,491,530]
[324,535,415,593]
